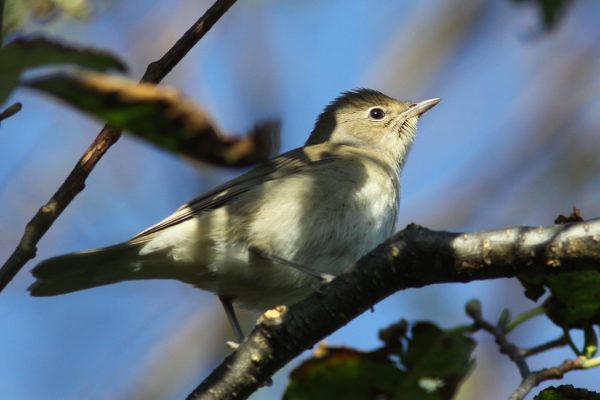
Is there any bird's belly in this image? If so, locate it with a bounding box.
[196,177,398,310]
[250,173,398,275]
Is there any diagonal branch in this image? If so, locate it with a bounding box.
[465,300,582,400]
[0,0,238,292]
[186,218,600,400]
[509,357,587,400]
[466,303,530,378]
[0,102,22,122]
[521,336,568,358]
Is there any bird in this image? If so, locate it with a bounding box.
[29,89,440,341]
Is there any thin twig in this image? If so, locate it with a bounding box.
[509,357,587,400]
[563,327,582,355]
[467,306,530,377]
[0,0,238,292]
[142,0,236,83]
[521,336,569,358]
[467,307,585,400]
[0,102,22,122]
[505,305,545,333]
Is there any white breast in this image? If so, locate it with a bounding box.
[248,157,399,277]
[139,155,400,310]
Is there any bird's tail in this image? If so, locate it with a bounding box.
[28,241,172,296]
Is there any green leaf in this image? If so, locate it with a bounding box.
[497,308,511,330]
[519,220,600,329]
[284,347,405,400]
[24,72,279,167]
[534,385,600,400]
[542,271,600,328]
[395,322,476,400]
[284,321,476,400]
[0,36,126,104]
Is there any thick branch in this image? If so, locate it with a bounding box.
[187,218,600,400]
[0,0,238,292]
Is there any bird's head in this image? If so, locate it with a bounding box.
[306,88,439,167]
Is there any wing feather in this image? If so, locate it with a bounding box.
[131,145,339,240]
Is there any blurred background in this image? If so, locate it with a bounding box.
[1,0,600,398]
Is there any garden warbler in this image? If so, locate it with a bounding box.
[29,89,439,340]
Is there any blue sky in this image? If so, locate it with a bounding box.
[2,0,600,398]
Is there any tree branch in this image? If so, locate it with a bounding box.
[521,336,568,358]
[0,102,22,122]
[0,0,238,292]
[466,302,530,378]
[186,218,600,400]
[509,357,586,400]
[465,300,580,399]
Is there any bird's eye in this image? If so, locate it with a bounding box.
[369,107,386,120]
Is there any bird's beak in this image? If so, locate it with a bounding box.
[401,98,441,119]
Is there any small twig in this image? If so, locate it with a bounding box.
[467,306,530,377]
[142,0,236,83]
[0,102,23,123]
[505,305,545,333]
[563,327,582,355]
[467,307,587,400]
[521,335,569,358]
[509,357,587,400]
[467,307,588,400]
[583,357,600,368]
[0,0,238,292]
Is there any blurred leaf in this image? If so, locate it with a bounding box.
[396,322,476,399]
[512,0,573,31]
[520,271,600,329]
[24,72,280,166]
[498,308,512,330]
[520,208,600,329]
[519,275,547,302]
[284,321,475,400]
[285,347,404,400]
[543,272,600,328]
[534,385,600,400]
[0,36,126,103]
[3,0,92,36]
[52,0,92,18]
[0,36,125,71]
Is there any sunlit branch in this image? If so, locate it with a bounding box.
[187,218,600,400]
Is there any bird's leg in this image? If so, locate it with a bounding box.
[249,245,335,284]
[219,295,245,349]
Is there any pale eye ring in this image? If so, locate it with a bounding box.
[369,107,386,120]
